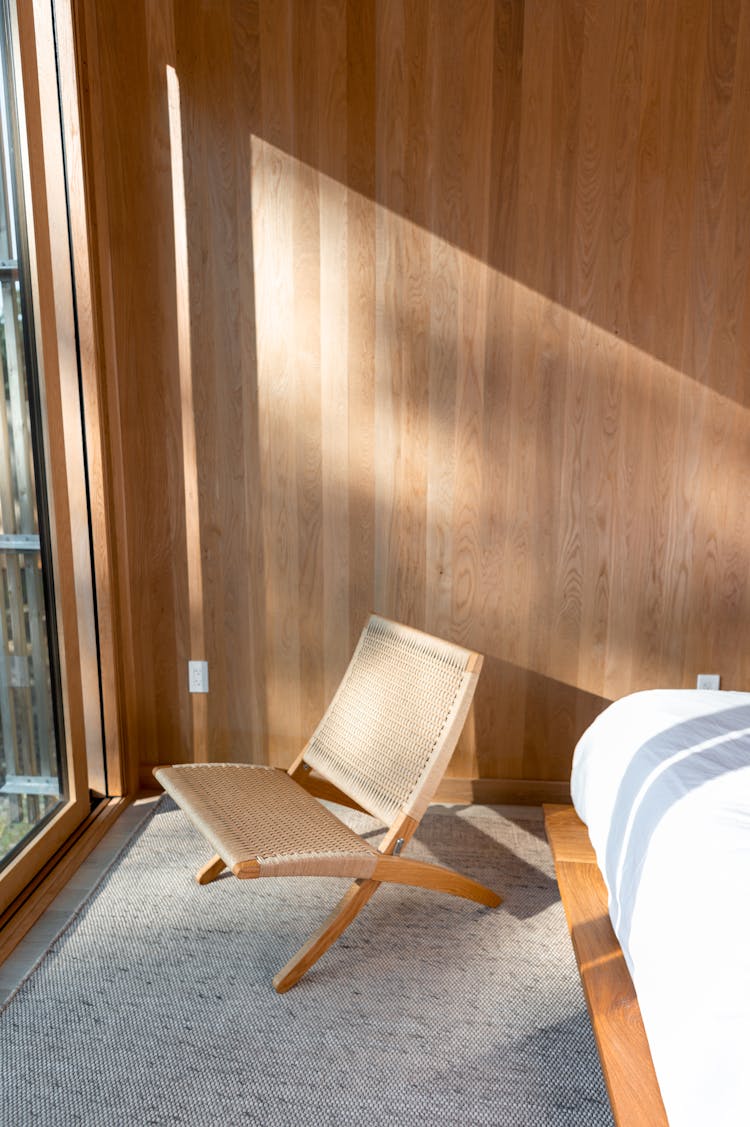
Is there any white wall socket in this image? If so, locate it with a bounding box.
[188,660,209,693]
[696,673,720,691]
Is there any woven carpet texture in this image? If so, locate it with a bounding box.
[0,799,614,1126]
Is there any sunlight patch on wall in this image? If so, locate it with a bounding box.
[245,134,749,705]
[166,64,207,759]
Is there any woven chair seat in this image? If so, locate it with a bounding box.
[157,763,379,878]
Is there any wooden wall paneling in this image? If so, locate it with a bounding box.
[180,1,264,764]
[502,3,547,773]
[78,0,750,792]
[554,0,609,714]
[645,1,707,373]
[229,0,269,764]
[709,4,750,692]
[474,2,525,782]
[576,0,642,712]
[451,0,492,644]
[447,2,494,779]
[163,5,209,765]
[680,0,746,689]
[139,2,192,767]
[601,3,682,699]
[424,3,460,647]
[372,0,403,621]
[510,0,564,780]
[255,0,302,767]
[630,6,699,694]
[291,1,326,740]
[54,0,118,794]
[91,3,163,769]
[683,0,739,384]
[345,0,376,651]
[525,2,588,776]
[70,0,138,793]
[342,0,374,653]
[381,0,430,630]
[176,3,215,764]
[706,8,750,411]
[317,0,351,704]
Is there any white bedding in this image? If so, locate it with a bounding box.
[571,690,750,1127]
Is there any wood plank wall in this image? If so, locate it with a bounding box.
[76,0,750,797]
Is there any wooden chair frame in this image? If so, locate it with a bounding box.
[156,616,501,992]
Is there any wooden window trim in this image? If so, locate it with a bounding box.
[0,0,128,911]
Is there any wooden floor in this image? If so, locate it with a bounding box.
[543,805,668,1127]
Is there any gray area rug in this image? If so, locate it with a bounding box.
[1,799,613,1126]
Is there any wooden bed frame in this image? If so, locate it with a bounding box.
[543,805,668,1126]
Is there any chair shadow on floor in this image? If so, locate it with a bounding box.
[407,804,560,920]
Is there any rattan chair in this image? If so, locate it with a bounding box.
[155,615,501,992]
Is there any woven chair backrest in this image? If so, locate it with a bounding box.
[302,616,482,827]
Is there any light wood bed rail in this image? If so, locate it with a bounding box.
[543,805,668,1127]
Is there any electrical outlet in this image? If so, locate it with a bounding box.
[188,660,209,693]
[696,673,720,691]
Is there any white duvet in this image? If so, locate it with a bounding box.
[571,690,750,1127]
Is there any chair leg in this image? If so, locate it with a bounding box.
[196,854,226,885]
[272,878,381,993]
[372,855,502,907]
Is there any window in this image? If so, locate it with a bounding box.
[0,0,66,873]
[0,0,104,915]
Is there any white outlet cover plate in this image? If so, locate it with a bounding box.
[188,660,209,693]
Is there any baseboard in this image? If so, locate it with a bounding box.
[141,762,569,807]
[435,777,570,805]
[139,763,162,793]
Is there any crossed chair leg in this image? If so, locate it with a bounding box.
[194,850,501,993]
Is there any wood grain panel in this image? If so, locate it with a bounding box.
[76,0,750,789]
[290,1,324,740]
[253,16,302,767]
[70,0,139,793]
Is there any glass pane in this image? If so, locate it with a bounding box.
[0,4,63,868]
